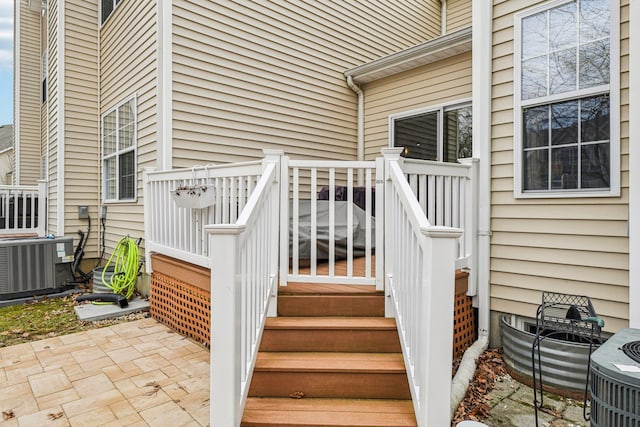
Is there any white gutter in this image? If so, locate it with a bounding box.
[472,0,492,338]
[629,0,640,328]
[346,76,364,176]
[14,1,20,185]
[344,27,472,84]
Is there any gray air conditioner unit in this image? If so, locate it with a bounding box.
[0,237,74,300]
[590,328,640,427]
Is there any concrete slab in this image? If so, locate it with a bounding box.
[74,296,150,322]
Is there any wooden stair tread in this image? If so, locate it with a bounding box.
[242,397,416,427]
[265,317,396,330]
[280,283,381,295]
[255,352,406,373]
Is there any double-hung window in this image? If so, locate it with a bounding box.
[102,97,136,202]
[514,0,619,197]
[391,102,472,162]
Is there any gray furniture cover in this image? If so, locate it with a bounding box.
[289,200,375,260]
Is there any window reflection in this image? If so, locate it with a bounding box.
[524,150,548,190]
[551,101,578,146]
[523,106,549,148]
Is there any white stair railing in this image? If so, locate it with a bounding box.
[0,182,47,236]
[143,161,263,269]
[206,151,281,426]
[383,148,462,427]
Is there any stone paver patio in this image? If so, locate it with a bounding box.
[0,318,210,427]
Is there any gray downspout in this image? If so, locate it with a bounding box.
[346,76,365,185]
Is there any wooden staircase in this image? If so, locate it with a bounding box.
[241,283,417,427]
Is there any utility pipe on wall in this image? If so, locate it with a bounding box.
[346,76,365,185]
[472,0,493,339]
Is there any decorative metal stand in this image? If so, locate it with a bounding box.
[531,292,604,426]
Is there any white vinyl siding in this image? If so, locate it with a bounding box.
[171,0,442,167]
[490,0,629,332]
[363,52,473,159]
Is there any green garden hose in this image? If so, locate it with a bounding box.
[102,236,139,300]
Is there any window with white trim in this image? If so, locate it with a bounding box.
[102,97,136,202]
[101,0,121,24]
[391,102,472,162]
[514,0,619,197]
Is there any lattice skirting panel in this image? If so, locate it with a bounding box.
[453,289,477,358]
[150,271,211,347]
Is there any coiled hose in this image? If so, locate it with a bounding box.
[102,236,139,300]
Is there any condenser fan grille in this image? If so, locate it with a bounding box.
[622,341,640,364]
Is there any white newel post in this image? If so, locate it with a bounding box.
[382,148,403,317]
[375,156,385,291]
[142,167,157,274]
[262,149,283,317]
[458,158,479,296]
[278,155,290,287]
[207,225,244,426]
[37,180,47,237]
[420,226,462,427]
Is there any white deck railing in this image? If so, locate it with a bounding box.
[206,152,281,426]
[143,161,263,268]
[143,150,477,427]
[0,182,47,237]
[403,157,478,271]
[383,148,461,426]
[280,158,384,289]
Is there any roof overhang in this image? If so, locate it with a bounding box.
[344,26,472,84]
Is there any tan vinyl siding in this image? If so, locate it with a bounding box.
[490,0,630,331]
[64,0,99,256]
[363,51,472,159]
[16,1,42,185]
[46,0,59,235]
[0,148,12,185]
[100,0,156,254]
[171,0,442,167]
[446,0,472,33]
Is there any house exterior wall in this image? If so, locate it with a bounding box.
[63,0,100,255]
[170,0,443,168]
[490,0,629,332]
[446,0,472,32]
[100,0,157,252]
[46,0,60,235]
[362,51,473,159]
[0,125,13,184]
[15,1,42,186]
[0,148,12,185]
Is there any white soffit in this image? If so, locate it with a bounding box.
[344,26,472,84]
